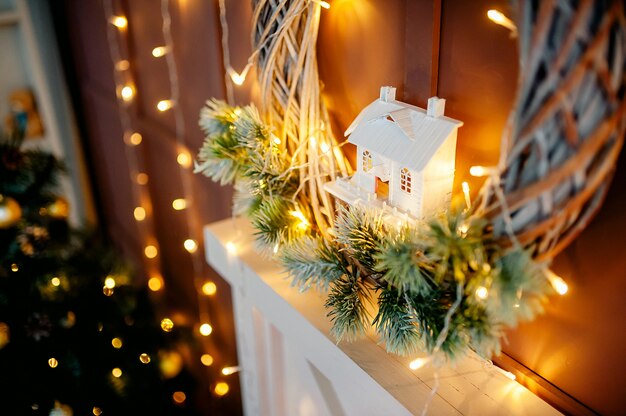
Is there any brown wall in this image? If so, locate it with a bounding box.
[58,0,625,414]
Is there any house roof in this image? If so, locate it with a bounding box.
[345,99,463,171]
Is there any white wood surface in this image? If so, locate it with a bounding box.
[204,217,562,416]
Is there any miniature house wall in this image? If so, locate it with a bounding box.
[326,86,462,219]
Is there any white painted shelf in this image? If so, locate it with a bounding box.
[204,217,562,416]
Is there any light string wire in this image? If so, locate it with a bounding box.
[102,0,162,283]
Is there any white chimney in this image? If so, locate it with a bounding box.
[427,96,446,118]
[379,86,396,102]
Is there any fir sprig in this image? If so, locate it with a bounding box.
[373,285,422,355]
[325,269,371,342]
[334,205,384,271]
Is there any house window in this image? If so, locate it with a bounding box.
[362,150,372,172]
[400,168,411,193]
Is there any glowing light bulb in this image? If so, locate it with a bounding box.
[120,85,134,102]
[134,207,146,221]
[409,357,430,370]
[546,270,568,295]
[139,353,151,363]
[475,286,489,300]
[144,245,158,259]
[289,210,310,230]
[103,286,114,296]
[172,198,187,210]
[320,142,330,153]
[111,337,123,349]
[469,165,491,177]
[177,152,192,168]
[172,391,186,404]
[151,46,168,57]
[109,16,127,28]
[199,323,213,336]
[157,99,173,111]
[148,276,163,291]
[93,407,102,416]
[161,318,174,332]
[462,181,471,209]
[313,0,330,9]
[10,263,18,272]
[51,277,61,287]
[221,366,240,376]
[225,241,237,254]
[487,9,517,33]
[112,368,122,378]
[201,281,217,296]
[272,136,281,145]
[229,70,246,86]
[184,239,198,253]
[128,132,142,146]
[115,60,130,71]
[503,370,516,380]
[457,223,469,235]
[201,354,214,366]
[273,243,279,254]
[136,173,149,185]
[48,357,59,368]
[214,382,229,396]
[104,276,116,289]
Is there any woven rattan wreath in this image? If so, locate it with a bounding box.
[196,0,626,362]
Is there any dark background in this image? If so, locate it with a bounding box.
[52,0,626,414]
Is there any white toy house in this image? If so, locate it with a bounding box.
[325,86,463,219]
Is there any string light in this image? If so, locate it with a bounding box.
[172,391,186,404]
[289,210,310,230]
[462,181,471,210]
[115,60,130,71]
[104,276,116,289]
[176,152,192,168]
[228,67,248,86]
[92,407,102,416]
[172,198,187,210]
[51,277,61,287]
[111,368,122,378]
[273,243,279,254]
[111,337,123,349]
[136,173,149,185]
[48,357,59,368]
[221,366,240,376]
[409,357,430,370]
[183,239,198,253]
[109,15,127,28]
[160,318,174,332]
[487,9,518,34]
[545,269,569,295]
[151,46,168,57]
[127,132,143,146]
[320,141,330,153]
[214,382,229,396]
[10,263,18,272]
[201,354,214,366]
[139,353,151,364]
[199,323,213,336]
[134,206,146,221]
[148,275,164,291]
[313,0,331,9]
[120,85,135,102]
[475,286,489,300]
[225,241,237,254]
[103,287,114,296]
[144,245,158,259]
[469,165,492,177]
[157,99,173,111]
[272,136,282,145]
[201,281,217,296]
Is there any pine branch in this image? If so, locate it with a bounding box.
[325,270,371,342]
[334,205,384,271]
[373,285,422,356]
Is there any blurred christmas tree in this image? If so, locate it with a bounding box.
[0,132,199,415]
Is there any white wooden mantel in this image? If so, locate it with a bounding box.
[204,217,561,416]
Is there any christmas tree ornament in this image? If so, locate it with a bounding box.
[45,196,70,219]
[159,350,183,379]
[0,195,21,228]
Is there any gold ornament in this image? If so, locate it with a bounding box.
[46,197,70,219]
[0,196,21,228]
[159,350,183,379]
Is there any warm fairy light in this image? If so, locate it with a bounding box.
[111,337,123,349]
[272,136,282,145]
[313,0,330,9]
[104,276,116,289]
[112,368,122,378]
[201,354,214,366]
[148,276,163,291]
[48,357,58,368]
[457,223,469,235]
[409,357,430,370]
[172,391,186,404]
[320,142,330,153]
[487,9,517,33]
[51,277,61,287]
[289,210,310,230]
[214,382,230,396]
[157,99,173,111]
[225,241,237,254]
[184,239,198,253]
[201,281,217,296]
[475,286,489,300]
[92,407,102,416]
[172,198,187,210]
[546,270,569,295]
[229,69,246,86]
[10,263,18,272]
[133,206,146,221]
[309,136,317,146]
[177,152,192,168]
[120,85,134,102]
[139,353,151,364]
[136,173,149,185]
[469,165,491,177]
[115,60,130,71]
[462,181,472,209]
[503,370,516,380]
[109,16,127,28]
[129,132,142,146]
[144,245,158,259]
[199,323,213,336]
[161,318,174,332]
[221,366,240,376]
[273,243,279,254]
[151,46,168,57]
[103,286,114,296]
